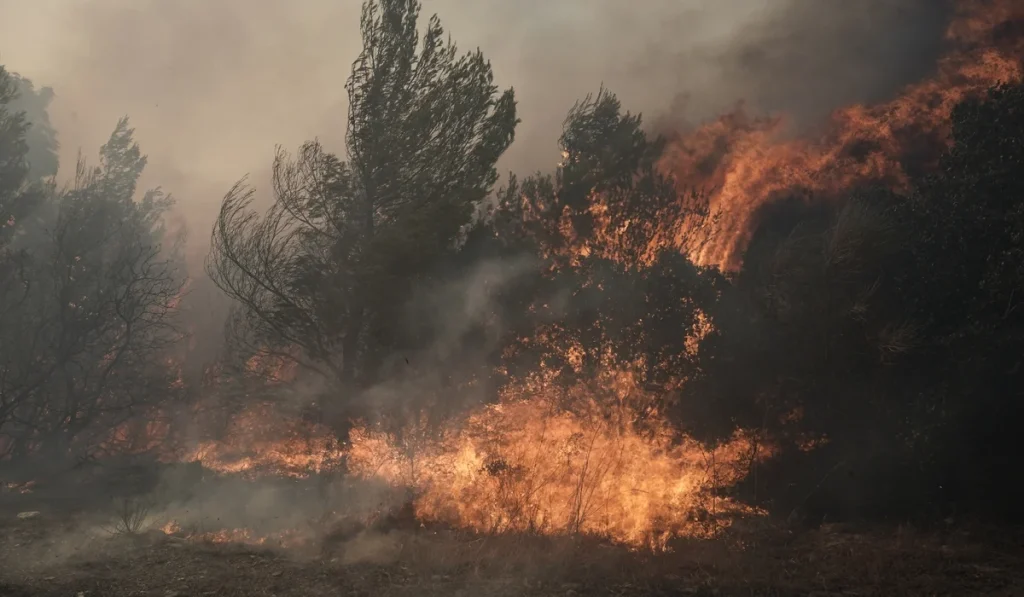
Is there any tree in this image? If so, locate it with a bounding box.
[0,66,43,254]
[693,191,925,518]
[491,88,710,267]
[690,82,1024,522]
[0,109,185,463]
[466,89,720,426]
[207,0,517,421]
[7,72,59,181]
[886,82,1024,518]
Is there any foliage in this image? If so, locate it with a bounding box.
[207,0,518,423]
[0,66,42,252]
[884,82,1024,518]
[6,72,59,181]
[0,71,185,463]
[205,19,1024,523]
[471,89,721,414]
[690,82,1024,521]
[4,1,1021,530]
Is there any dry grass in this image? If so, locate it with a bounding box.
[2,506,1022,597]
[1,466,1021,596]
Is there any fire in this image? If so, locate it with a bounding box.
[601,0,1024,270]
[120,0,1021,554]
[99,417,172,456]
[347,374,769,550]
[337,3,1023,544]
[180,402,343,478]
[1,480,35,494]
[159,520,304,548]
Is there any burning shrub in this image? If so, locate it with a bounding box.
[347,377,769,549]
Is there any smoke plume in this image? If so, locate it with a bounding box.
[0,0,953,244]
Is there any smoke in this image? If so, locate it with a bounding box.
[0,0,953,241]
[686,0,955,128]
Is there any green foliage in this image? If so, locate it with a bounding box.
[0,66,40,251]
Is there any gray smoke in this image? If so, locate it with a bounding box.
[706,0,955,126]
[0,0,954,239]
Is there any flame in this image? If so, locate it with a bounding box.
[340,4,1022,543]
[1,480,35,494]
[100,417,172,456]
[577,0,1024,270]
[347,374,770,550]
[244,350,299,384]
[180,402,343,478]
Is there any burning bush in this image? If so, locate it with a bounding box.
[347,377,768,549]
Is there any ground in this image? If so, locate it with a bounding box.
[2,465,1023,596]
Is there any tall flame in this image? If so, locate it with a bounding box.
[650,0,1024,269]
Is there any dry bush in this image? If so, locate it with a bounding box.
[109,496,153,535]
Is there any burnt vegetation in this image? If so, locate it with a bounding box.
[2,0,1024,594]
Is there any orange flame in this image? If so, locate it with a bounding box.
[180,402,343,478]
[576,0,1024,270]
[347,375,770,549]
[159,520,305,548]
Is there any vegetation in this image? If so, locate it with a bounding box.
[206,0,518,428]
[0,65,185,466]
[1,0,1022,535]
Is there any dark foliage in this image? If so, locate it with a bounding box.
[207,0,518,428]
[691,83,1024,523]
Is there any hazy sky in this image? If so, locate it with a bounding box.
[0,0,950,253]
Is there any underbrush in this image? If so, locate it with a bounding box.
[3,457,1023,596]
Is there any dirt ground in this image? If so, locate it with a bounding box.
[2,469,1023,596]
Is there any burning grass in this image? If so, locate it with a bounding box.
[147,369,769,551]
[176,402,345,479]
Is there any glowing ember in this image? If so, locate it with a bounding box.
[1,480,35,494]
[159,519,306,548]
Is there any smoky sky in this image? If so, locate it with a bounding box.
[712,0,955,125]
[0,0,952,250]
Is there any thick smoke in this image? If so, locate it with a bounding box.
[693,0,955,127]
[1,0,952,239]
